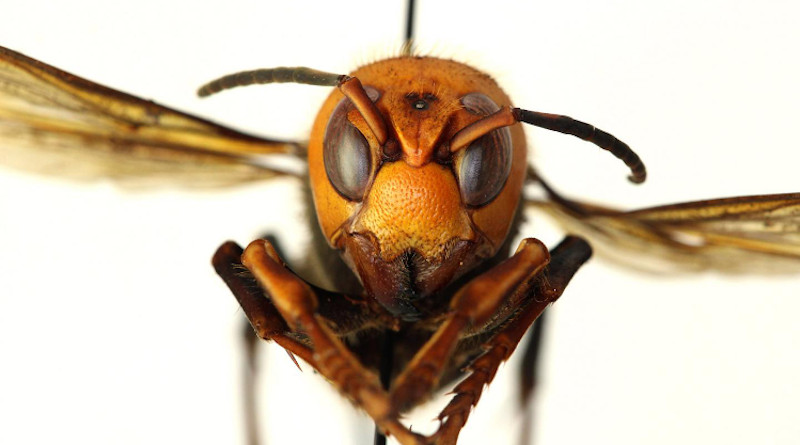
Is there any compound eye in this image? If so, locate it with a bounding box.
[458,93,513,207]
[458,129,513,206]
[323,89,379,201]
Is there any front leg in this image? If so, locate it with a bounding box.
[431,236,592,445]
[236,239,425,445]
[213,241,317,365]
[389,238,552,412]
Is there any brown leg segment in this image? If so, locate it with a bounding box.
[389,238,551,413]
[214,241,316,445]
[213,241,318,365]
[430,236,592,445]
[238,239,425,445]
[227,234,304,445]
[214,240,424,445]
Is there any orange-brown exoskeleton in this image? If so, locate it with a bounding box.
[206,61,557,445]
[1,16,799,445]
[198,56,650,444]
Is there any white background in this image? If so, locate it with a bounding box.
[1,1,798,444]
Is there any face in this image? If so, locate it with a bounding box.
[308,57,527,318]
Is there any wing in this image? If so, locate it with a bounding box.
[0,45,304,188]
[526,171,800,274]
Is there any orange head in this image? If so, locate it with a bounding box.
[197,53,646,319]
[308,57,527,319]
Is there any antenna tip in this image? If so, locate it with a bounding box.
[627,173,646,184]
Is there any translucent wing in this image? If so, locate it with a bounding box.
[0,45,303,188]
[527,172,800,274]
